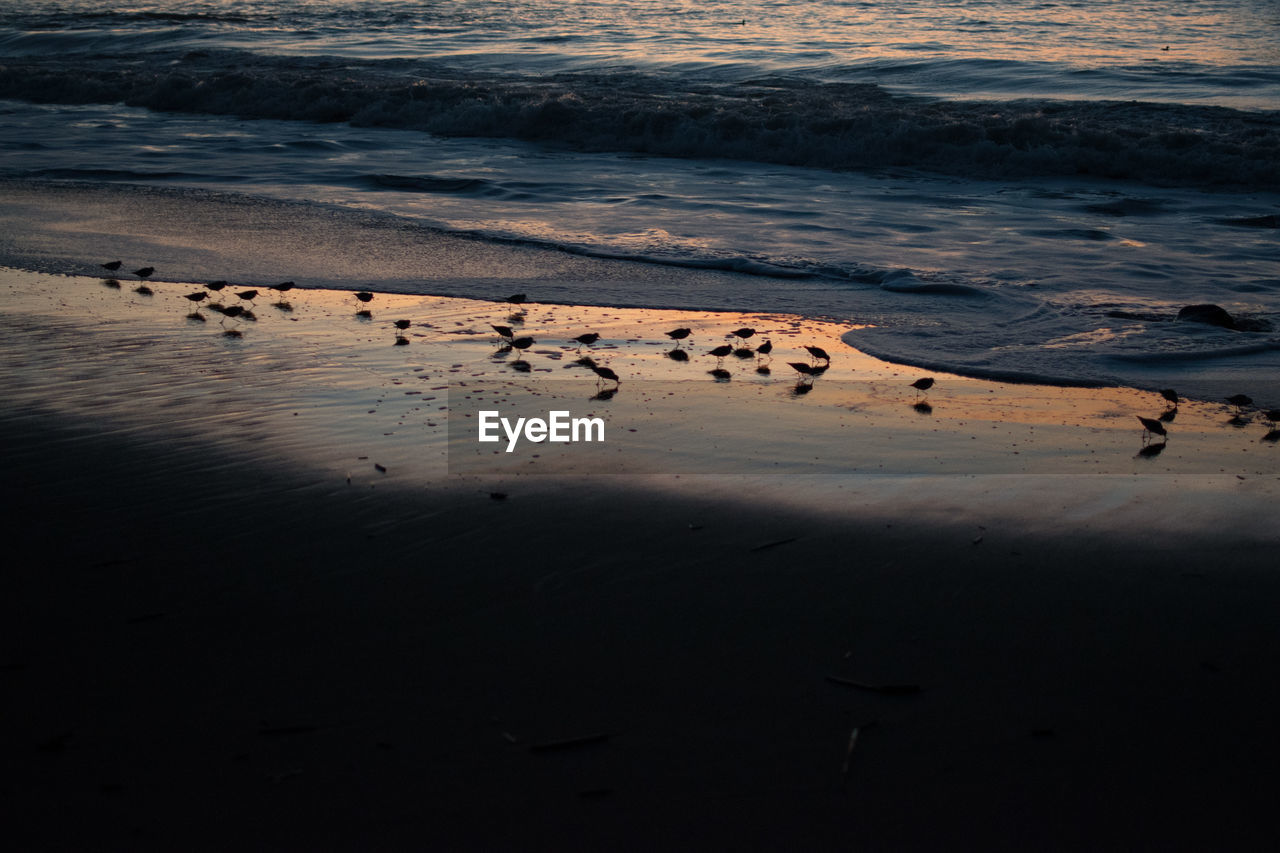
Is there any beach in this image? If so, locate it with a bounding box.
[3,0,1279,847]
[3,252,1279,849]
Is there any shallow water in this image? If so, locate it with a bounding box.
[0,0,1276,389]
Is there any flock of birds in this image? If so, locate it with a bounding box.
[97,265,1277,446]
[483,293,931,401]
[1134,388,1278,456]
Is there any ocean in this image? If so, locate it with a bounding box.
[1,0,1277,388]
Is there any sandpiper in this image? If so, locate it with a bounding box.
[910,377,935,398]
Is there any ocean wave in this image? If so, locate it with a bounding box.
[1,52,1276,189]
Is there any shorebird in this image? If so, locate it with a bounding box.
[271,281,294,295]
[572,332,600,350]
[910,377,935,398]
[666,328,692,346]
[394,319,412,330]
[1160,388,1179,407]
[236,289,258,306]
[756,339,773,357]
[1264,409,1280,428]
[804,345,830,363]
[184,291,208,306]
[133,266,155,279]
[491,324,514,341]
[1226,394,1253,412]
[506,293,527,305]
[592,365,620,388]
[509,336,534,361]
[355,291,374,304]
[101,260,122,272]
[707,344,733,365]
[729,327,756,344]
[789,362,819,384]
[1137,416,1167,443]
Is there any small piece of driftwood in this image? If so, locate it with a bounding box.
[825,675,922,695]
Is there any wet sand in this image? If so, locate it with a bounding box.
[3,265,1279,850]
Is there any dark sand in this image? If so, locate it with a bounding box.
[1,240,1278,849]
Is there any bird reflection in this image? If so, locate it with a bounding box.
[666,347,689,362]
[591,387,618,401]
[790,381,812,396]
[509,360,532,373]
[1136,442,1167,458]
[913,401,933,414]
[709,368,731,381]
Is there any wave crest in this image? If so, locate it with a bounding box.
[2,52,1277,188]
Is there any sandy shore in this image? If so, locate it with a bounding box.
[3,264,1279,850]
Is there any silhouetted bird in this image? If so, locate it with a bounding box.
[207,280,228,292]
[730,327,755,343]
[101,260,123,271]
[666,328,692,344]
[184,291,208,305]
[707,344,734,363]
[1160,388,1179,407]
[756,339,773,356]
[355,291,374,303]
[572,332,600,349]
[910,377,935,398]
[510,337,534,360]
[1137,416,1167,442]
[491,324,514,340]
[592,365,620,387]
[236,290,258,305]
[271,281,295,294]
[507,293,527,304]
[394,319,411,330]
[804,345,830,363]
[134,266,155,279]
[789,362,818,380]
[1226,394,1253,411]
[1264,409,1280,427]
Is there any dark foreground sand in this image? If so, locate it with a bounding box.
[2,262,1279,850]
